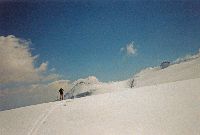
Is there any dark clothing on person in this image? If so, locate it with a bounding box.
[59,88,64,100]
[59,88,64,95]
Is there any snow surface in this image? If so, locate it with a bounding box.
[1,78,200,135]
[133,56,200,87]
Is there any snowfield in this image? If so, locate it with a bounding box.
[133,56,200,87]
[1,77,200,135]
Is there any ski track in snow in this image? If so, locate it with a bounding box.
[27,102,62,135]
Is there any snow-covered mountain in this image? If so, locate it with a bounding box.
[132,55,200,87]
[64,55,200,99]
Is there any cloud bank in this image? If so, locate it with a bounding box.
[0,35,60,84]
[48,80,72,92]
[0,35,68,110]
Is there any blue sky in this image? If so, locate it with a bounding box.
[1,0,200,82]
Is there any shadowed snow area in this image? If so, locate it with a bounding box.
[0,78,200,135]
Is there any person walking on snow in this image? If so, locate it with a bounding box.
[59,88,64,100]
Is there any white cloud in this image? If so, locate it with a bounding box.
[43,74,61,81]
[120,47,124,52]
[0,35,59,84]
[37,62,48,72]
[0,35,41,83]
[127,43,137,55]
[0,83,62,110]
[73,76,99,85]
[121,41,137,56]
[0,78,72,110]
[0,35,69,110]
[50,68,56,72]
[48,80,72,92]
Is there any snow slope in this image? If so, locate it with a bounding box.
[64,56,200,98]
[1,78,200,135]
[133,56,200,87]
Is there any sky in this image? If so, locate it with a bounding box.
[1,0,200,110]
[1,1,200,82]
